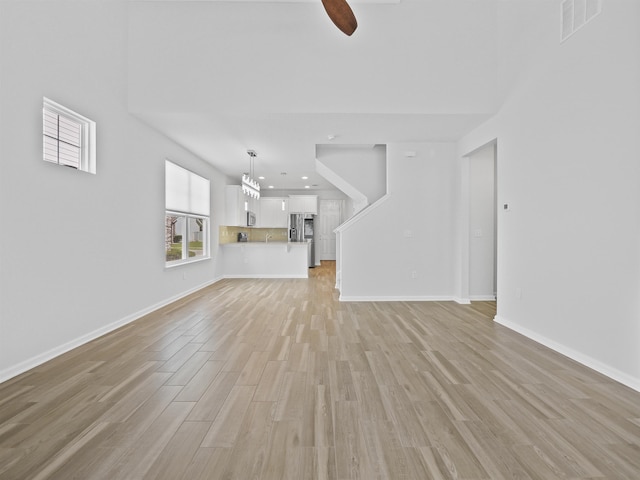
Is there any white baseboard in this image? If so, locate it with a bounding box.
[470,295,496,301]
[0,277,223,384]
[223,274,308,279]
[453,297,471,305]
[339,295,454,302]
[494,315,640,393]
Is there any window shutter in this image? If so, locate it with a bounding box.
[43,108,82,169]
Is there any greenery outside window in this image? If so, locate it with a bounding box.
[165,160,210,266]
[165,213,209,263]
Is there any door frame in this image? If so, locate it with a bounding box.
[459,138,498,306]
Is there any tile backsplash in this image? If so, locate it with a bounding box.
[219,226,288,244]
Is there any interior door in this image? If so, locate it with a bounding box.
[318,199,342,260]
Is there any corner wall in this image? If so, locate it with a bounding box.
[315,145,387,206]
[0,1,226,381]
[458,0,640,390]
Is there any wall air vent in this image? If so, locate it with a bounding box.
[561,0,602,42]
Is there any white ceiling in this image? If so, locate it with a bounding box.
[127,0,525,190]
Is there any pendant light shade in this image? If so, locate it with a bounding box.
[242,150,260,199]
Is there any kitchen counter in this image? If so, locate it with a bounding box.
[223,241,290,245]
[220,241,309,278]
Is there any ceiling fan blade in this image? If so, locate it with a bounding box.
[321,0,358,36]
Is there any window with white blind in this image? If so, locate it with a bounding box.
[165,160,211,266]
[43,98,96,174]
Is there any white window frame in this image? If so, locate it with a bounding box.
[165,212,210,267]
[165,160,211,267]
[43,97,96,174]
[561,0,602,43]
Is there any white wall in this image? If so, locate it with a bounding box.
[0,1,226,381]
[468,143,495,299]
[315,145,387,205]
[339,143,456,300]
[126,1,498,117]
[458,1,640,389]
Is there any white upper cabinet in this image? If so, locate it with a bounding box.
[289,195,317,214]
[225,185,245,226]
[288,196,303,213]
[259,197,288,227]
[226,185,259,226]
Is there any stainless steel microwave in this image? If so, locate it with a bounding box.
[247,211,256,226]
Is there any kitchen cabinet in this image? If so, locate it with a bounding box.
[289,195,317,214]
[248,196,260,219]
[225,186,244,226]
[221,242,309,278]
[226,185,259,226]
[259,197,288,227]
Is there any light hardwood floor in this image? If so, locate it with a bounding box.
[1,261,639,479]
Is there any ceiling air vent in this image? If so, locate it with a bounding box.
[561,0,602,42]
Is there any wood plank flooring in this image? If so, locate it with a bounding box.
[1,261,640,479]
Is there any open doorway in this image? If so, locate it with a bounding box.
[318,199,343,261]
[468,141,497,301]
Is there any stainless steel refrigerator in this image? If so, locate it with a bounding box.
[290,213,315,268]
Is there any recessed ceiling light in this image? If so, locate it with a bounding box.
[268,185,274,189]
[301,176,308,180]
[304,185,310,189]
[258,176,265,180]
[327,134,336,141]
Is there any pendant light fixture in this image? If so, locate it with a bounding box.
[242,149,260,199]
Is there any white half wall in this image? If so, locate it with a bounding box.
[339,143,456,300]
[0,1,226,381]
[458,0,640,390]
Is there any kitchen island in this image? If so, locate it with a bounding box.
[220,241,310,278]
